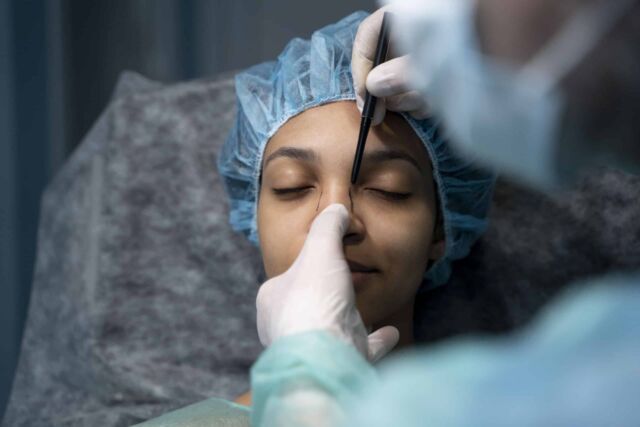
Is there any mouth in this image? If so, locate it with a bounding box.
[347,260,380,289]
[346,259,379,273]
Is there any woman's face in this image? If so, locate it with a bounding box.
[257,101,443,333]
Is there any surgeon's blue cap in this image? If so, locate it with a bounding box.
[218,11,495,290]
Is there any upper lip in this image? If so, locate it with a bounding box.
[347,259,379,273]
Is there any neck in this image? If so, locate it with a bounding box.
[373,299,415,350]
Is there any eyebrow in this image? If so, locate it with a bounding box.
[264,147,318,168]
[263,146,423,174]
[364,149,423,174]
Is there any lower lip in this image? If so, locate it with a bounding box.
[350,271,378,288]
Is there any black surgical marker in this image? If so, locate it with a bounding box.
[350,12,392,184]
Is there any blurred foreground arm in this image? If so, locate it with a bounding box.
[253,276,640,426]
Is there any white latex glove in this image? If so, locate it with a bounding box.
[256,204,400,363]
[351,6,431,126]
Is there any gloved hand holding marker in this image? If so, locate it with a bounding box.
[351,6,431,127]
[350,11,392,184]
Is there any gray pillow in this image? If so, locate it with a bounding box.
[3,72,264,426]
[416,172,640,343]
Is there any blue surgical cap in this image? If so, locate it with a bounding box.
[218,11,495,290]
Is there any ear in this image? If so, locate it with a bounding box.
[428,238,445,261]
[428,220,445,261]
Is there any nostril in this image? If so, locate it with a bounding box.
[343,231,363,245]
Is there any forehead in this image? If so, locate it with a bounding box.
[264,101,431,171]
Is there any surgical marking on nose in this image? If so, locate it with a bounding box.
[316,191,323,212]
[349,187,354,211]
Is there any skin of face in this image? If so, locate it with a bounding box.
[257,101,444,346]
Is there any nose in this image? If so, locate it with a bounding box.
[315,185,365,245]
[316,184,351,213]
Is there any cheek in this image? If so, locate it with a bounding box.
[257,195,316,278]
[364,203,434,284]
[354,202,435,327]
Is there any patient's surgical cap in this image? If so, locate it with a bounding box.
[218,11,495,289]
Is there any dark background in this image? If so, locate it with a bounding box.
[0,0,375,419]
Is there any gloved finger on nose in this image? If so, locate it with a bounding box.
[298,203,350,264]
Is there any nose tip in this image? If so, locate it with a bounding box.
[316,186,354,214]
[314,186,364,242]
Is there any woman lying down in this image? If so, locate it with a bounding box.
[136,11,494,427]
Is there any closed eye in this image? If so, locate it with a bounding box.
[272,186,314,197]
[271,187,410,201]
[369,189,412,201]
